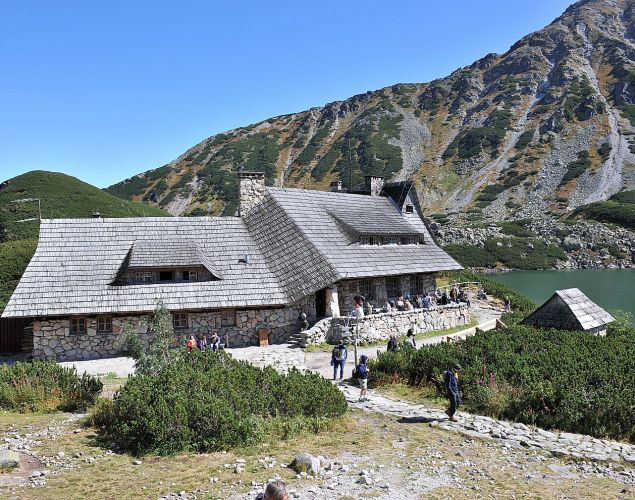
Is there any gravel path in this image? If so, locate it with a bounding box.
[340,384,635,466]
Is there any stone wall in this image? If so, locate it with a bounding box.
[33,298,316,361]
[302,303,471,346]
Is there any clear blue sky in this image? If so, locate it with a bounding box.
[1,0,574,188]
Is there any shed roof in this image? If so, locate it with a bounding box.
[521,287,615,331]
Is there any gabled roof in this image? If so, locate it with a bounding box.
[3,186,462,318]
[521,287,615,331]
[245,188,461,302]
[2,217,286,317]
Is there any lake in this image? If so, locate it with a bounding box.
[489,269,635,320]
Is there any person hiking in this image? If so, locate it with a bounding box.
[405,329,417,348]
[504,297,511,312]
[387,334,398,351]
[356,354,370,402]
[444,363,462,422]
[187,335,197,353]
[331,339,347,380]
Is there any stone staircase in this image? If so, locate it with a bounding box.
[286,331,305,347]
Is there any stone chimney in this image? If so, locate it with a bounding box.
[238,170,266,217]
[364,175,384,196]
[329,180,343,192]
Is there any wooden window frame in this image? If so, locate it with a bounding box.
[385,276,400,298]
[359,278,374,300]
[173,313,188,330]
[405,204,414,214]
[221,309,236,327]
[135,271,153,283]
[411,275,425,296]
[96,315,112,333]
[70,317,86,335]
[182,270,198,281]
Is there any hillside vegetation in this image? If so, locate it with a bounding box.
[0,171,169,312]
[572,189,635,229]
[108,0,635,222]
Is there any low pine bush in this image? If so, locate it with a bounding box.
[103,351,347,455]
[370,317,635,442]
[0,361,102,412]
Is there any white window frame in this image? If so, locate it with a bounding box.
[70,317,86,335]
[97,315,112,333]
[405,204,414,214]
[173,313,188,330]
[135,271,153,283]
[221,309,236,327]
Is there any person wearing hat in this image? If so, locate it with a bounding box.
[444,363,462,422]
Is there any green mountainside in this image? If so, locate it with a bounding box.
[0,170,170,312]
[107,0,635,221]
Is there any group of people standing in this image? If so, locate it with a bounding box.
[186,333,221,353]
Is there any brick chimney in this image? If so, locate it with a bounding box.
[238,170,266,217]
[364,175,384,196]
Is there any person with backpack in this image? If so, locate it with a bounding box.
[387,334,398,351]
[356,354,370,402]
[330,339,347,380]
[444,363,462,422]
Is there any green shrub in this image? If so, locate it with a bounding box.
[514,129,535,149]
[105,351,346,455]
[0,361,102,413]
[559,151,591,186]
[371,322,635,442]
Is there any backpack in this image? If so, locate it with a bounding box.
[333,345,346,361]
[355,363,368,379]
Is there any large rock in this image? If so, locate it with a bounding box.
[289,452,320,475]
[0,450,19,468]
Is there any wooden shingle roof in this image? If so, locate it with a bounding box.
[554,288,615,330]
[3,186,462,318]
[2,217,287,317]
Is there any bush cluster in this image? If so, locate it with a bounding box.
[0,361,102,413]
[102,351,347,455]
[370,315,635,442]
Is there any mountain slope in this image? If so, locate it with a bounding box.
[0,170,169,242]
[108,0,635,220]
[0,170,170,312]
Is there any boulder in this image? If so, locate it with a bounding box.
[0,450,19,468]
[289,452,320,476]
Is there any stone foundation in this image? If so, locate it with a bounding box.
[302,304,471,346]
[33,297,316,361]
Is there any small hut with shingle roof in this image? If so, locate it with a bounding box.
[521,288,615,336]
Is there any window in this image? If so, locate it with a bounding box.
[386,276,400,298]
[173,313,188,330]
[383,236,399,246]
[182,270,198,281]
[360,236,381,245]
[405,204,414,214]
[97,315,112,333]
[359,278,374,300]
[70,317,86,334]
[159,271,174,282]
[411,275,425,295]
[221,309,235,327]
[136,271,152,283]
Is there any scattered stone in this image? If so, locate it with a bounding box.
[132,459,142,465]
[289,452,320,476]
[0,450,19,469]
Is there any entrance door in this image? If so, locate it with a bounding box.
[316,288,327,318]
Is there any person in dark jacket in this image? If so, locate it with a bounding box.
[387,334,398,351]
[330,340,347,380]
[356,354,369,402]
[444,363,462,422]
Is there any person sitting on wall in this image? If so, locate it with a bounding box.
[435,288,443,303]
[383,299,391,313]
[477,287,487,300]
[396,296,405,311]
[187,335,197,353]
[199,335,207,352]
[210,332,221,352]
[404,299,414,311]
[441,291,449,305]
[415,295,424,309]
[363,300,373,316]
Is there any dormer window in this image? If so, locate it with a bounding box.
[159,271,174,282]
[383,236,399,246]
[405,205,414,214]
[136,271,153,283]
[182,270,198,281]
